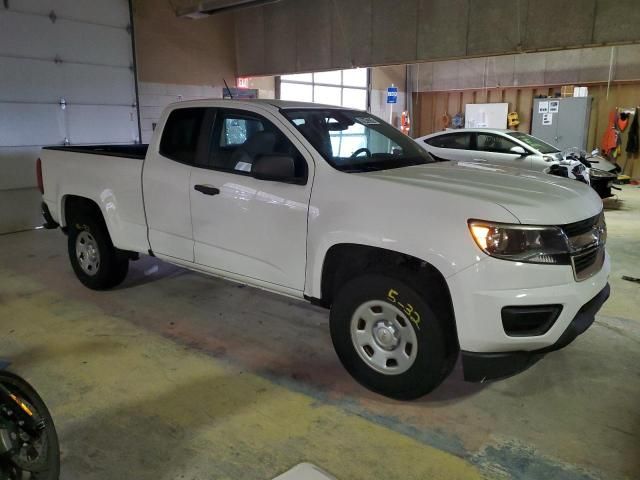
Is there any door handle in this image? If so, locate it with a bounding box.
[194,184,220,196]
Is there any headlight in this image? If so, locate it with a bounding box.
[468,220,570,265]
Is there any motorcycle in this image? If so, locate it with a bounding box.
[0,361,59,480]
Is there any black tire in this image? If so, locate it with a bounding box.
[0,371,60,480]
[67,212,128,290]
[330,272,457,400]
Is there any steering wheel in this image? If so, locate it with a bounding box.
[350,147,372,159]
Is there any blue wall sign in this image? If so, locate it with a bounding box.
[387,86,398,104]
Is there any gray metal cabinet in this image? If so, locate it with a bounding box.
[531,97,592,151]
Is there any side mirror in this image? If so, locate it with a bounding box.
[510,146,527,156]
[252,154,301,183]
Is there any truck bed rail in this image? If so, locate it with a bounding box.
[43,144,148,160]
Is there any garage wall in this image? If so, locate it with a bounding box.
[131,0,239,143]
[370,66,407,128]
[413,83,640,178]
[0,0,138,233]
[408,45,640,92]
[410,45,640,177]
[234,0,640,77]
[414,86,564,138]
[137,83,223,144]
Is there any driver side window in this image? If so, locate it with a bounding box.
[476,133,519,154]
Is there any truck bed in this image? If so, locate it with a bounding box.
[40,145,150,255]
[43,144,148,160]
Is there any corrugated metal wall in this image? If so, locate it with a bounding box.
[0,0,138,233]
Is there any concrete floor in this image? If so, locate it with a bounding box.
[0,186,639,480]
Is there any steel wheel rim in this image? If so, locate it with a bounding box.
[350,300,418,375]
[75,231,100,276]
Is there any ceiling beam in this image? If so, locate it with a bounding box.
[176,0,281,18]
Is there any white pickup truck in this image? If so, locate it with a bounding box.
[38,99,610,399]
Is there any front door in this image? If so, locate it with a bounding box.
[473,132,532,169]
[189,107,313,291]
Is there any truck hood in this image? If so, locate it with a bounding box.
[363,160,603,225]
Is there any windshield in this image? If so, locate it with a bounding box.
[506,131,560,154]
[282,109,435,172]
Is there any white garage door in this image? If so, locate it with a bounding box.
[0,0,139,233]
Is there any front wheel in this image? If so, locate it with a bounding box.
[330,273,457,400]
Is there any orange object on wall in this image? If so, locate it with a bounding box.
[617,112,630,131]
[401,111,411,135]
[601,110,618,155]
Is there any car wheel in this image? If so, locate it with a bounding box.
[330,272,457,400]
[67,214,128,290]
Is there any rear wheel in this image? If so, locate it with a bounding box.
[67,213,128,290]
[330,272,457,400]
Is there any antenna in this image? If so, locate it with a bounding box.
[223,79,234,99]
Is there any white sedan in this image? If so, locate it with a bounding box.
[415,128,619,173]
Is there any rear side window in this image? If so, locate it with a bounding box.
[425,133,471,150]
[159,108,206,164]
[203,110,308,182]
[220,117,264,146]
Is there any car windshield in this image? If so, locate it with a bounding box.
[282,109,435,172]
[506,131,560,154]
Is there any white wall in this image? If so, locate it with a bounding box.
[370,66,407,128]
[138,82,223,144]
[138,77,275,144]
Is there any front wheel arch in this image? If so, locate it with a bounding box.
[320,243,459,353]
[330,272,457,399]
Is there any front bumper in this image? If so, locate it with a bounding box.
[461,283,610,382]
[448,252,611,352]
[446,250,610,382]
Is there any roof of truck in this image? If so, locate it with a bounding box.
[248,99,352,110]
[167,98,355,112]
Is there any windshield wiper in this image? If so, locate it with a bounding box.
[341,165,384,173]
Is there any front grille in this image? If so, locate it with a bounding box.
[573,247,599,270]
[571,247,605,281]
[562,212,606,281]
[562,214,600,237]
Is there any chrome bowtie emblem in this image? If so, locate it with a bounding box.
[592,223,606,246]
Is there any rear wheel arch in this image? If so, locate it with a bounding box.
[62,195,104,230]
[64,197,130,290]
[62,195,138,260]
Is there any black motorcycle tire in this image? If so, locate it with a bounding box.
[0,372,60,480]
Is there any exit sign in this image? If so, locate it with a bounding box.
[237,77,250,89]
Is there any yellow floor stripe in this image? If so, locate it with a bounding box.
[0,270,484,479]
